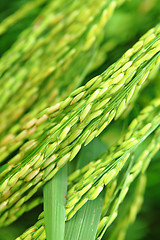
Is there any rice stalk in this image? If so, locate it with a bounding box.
[14,103,160,239]
[0,25,159,224]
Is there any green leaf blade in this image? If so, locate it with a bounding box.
[43,164,67,240]
[65,138,106,240]
[65,193,104,240]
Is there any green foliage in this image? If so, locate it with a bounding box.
[43,165,67,240]
[0,0,160,240]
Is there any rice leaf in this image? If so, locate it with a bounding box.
[65,193,104,240]
[65,138,106,240]
[43,164,67,240]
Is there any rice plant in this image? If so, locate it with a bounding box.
[0,0,160,240]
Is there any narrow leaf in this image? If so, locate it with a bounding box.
[43,164,67,240]
[65,138,106,240]
[65,193,104,240]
